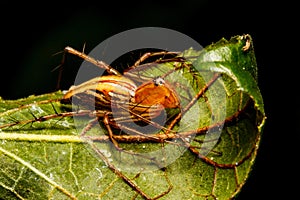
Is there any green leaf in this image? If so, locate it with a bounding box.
[0,34,266,200]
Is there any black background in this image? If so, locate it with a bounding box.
[0,1,296,199]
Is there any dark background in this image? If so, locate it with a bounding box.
[0,1,295,199]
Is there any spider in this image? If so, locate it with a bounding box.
[60,46,190,150]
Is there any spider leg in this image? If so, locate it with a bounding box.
[128,51,180,70]
[166,73,221,134]
[78,111,124,152]
[80,117,100,136]
[103,113,123,151]
[63,46,121,76]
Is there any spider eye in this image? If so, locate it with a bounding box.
[153,77,165,86]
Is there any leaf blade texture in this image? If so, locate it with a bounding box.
[0,34,266,200]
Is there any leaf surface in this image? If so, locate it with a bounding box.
[0,34,266,200]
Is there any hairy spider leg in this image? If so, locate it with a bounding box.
[129,51,180,70]
[63,46,121,76]
[103,113,123,151]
